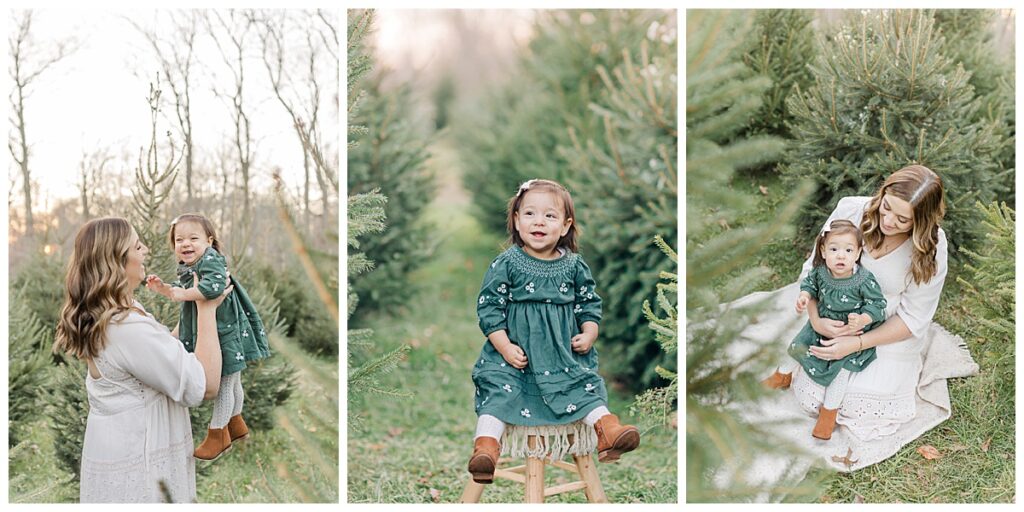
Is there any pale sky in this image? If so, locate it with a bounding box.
[9,8,337,209]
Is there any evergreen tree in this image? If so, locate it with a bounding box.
[562,17,677,389]
[348,74,435,317]
[460,10,663,235]
[956,201,1014,344]
[46,359,89,479]
[687,10,818,502]
[8,288,52,447]
[932,10,1015,197]
[346,9,411,431]
[781,10,1010,251]
[740,9,816,142]
[630,235,678,428]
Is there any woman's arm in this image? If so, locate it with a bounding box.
[809,314,912,360]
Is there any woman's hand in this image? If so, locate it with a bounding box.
[809,336,859,360]
[571,331,596,354]
[810,315,863,339]
[499,343,528,369]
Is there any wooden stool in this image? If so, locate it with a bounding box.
[459,435,608,503]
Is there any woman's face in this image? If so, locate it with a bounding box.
[125,229,149,289]
[879,193,914,236]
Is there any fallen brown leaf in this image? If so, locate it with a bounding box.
[430,488,441,502]
[981,437,992,452]
[853,495,865,503]
[759,185,768,195]
[916,445,942,460]
[718,218,730,230]
[387,427,405,438]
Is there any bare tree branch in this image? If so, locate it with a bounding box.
[8,10,78,236]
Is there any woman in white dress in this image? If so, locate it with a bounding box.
[762,164,957,452]
[54,217,231,503]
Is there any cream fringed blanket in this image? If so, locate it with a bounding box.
[714,282,978,499]
[500,420,598,462]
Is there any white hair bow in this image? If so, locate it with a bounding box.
[517,179,539,196]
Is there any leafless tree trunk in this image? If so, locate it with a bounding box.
[127,11,199,206]
[206,10,255,221]
[132,80,183,247]
[8,11,76,237]
[255,10,337,223]
[78,147,113,219]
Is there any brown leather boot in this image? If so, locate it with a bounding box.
[194,427,232,461]
[594,414,640,463]
[227,414,250,442]
[812,405,839,440]
[467,436,500,484]
[761,370,793,390]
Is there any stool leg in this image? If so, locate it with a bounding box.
[525,436,545,503]
[573,454,608,503]
[459,479,486,503]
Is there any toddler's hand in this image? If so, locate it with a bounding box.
[847,312,872,330]
[795,292,811,314]
[500,343,528,369]
[571,332,596,354]
[146,275,173,298]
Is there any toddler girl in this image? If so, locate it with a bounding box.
[762,219,886,440]
[467,179,640,484]
[146,214,271,461]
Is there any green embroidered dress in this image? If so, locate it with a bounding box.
[472,245,609,426]
[788,265,886,386]
[176,247,271,376]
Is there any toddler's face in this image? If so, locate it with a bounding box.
[173,221,213,265]
[514,190,572,258]
[821,232,861,278]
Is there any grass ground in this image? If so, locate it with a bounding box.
[724,172,1015,503]
[8,333,339,503]
[346,138,678,504]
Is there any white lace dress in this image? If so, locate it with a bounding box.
[720,196,977,488]
[792,196,948,440]
[79,302,207,503]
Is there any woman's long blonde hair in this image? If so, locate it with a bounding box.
[860,164,945,285]
[54,217,136,359]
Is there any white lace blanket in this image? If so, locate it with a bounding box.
[715,283,978,499]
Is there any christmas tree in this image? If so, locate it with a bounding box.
[956,201,1014,343]
[687,10,818,502]
[932,10,1015,197]
[460,10,663,235]
[562,16,678,389]
[346,9,411,430]
[347,74,435,317]
[740,9,816,142]
[7,289,52,447]
[631,235,678,428]
[781,10,1010,250]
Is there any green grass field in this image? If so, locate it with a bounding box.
[8,333,338,503]
[346,138,678,504]
[722,173,1015,503]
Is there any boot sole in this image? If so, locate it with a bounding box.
[598,429,640,463]
[811,431,833,440]
[195,443,233,462]
[231,433,250,443]
[468,455,496,484]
